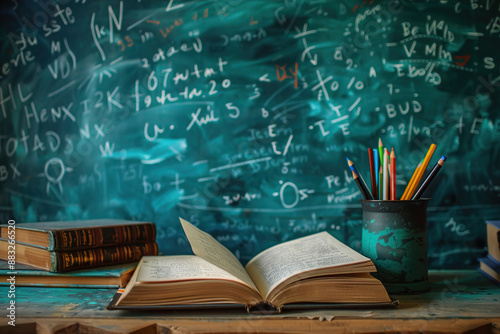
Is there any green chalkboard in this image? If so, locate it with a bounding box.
[1,0,499,268]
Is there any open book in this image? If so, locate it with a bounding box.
[109,218,393,312]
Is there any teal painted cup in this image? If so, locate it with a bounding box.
[361,199,430,294]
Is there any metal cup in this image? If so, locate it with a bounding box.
[361,199,430,294]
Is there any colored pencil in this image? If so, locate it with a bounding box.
[412,155,447,200]
[352,171,373,200]
[390,147,396,200]
[383,148,388,200]
[387,152,391,200]
[347,158,374,200]
[378,138,384,167]
[373,148,379,200]
[368,148,377,200]
[404,144,437,200]
[387,150,391,199]
[378,138,384,200]
[401,159,422,200]
[379,164,383,200]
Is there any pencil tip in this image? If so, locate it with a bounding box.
[441,155,447,161]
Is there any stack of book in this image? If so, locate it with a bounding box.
[478,220,500,286]
[0,219,158,272]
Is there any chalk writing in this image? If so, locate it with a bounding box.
[0,0,498,270]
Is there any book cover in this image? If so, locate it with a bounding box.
[0,219,156,251]
[486,221,500,262]
[486,221,500,230]
[0,260,136,287]
[478,256,500,287]
[486,254,500,267]
[0,240,158,272]
[107,289,398,313]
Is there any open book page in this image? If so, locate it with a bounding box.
[245,232,371,300]
[117,255,262,306]
[179,218,259,292]
[135,255,256,284]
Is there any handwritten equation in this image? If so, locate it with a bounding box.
[0,0,498,267]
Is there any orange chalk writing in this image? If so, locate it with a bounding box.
[276,62,299,88]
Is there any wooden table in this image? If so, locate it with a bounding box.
[1,270,499,333]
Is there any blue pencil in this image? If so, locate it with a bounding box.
[412,155,447,200]
[373,148,379,200]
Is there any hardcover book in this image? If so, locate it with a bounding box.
[478,255,500,287]
[0,240,158,272]
[0,261,136,287]
[108,218,393,313]
[486,221,500,262]
[0,219,156,251]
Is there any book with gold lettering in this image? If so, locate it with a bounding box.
[0,239,158,272]
[0,219,156,251]
[108,218,394,313]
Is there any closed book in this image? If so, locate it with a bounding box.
[486,221,500,263]
[0,261,136,287]
[0,239,158,272]
[478,255,500,287]
[0,219,156,251]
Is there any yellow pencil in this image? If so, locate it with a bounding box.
[401,160,422,200]
[404,144,437,200]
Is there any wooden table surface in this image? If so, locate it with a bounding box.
[1,270,499,333]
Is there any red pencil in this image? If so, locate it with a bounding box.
[368,148,377,200]
[390,147,396,200]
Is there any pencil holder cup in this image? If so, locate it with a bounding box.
[361,199,430,294]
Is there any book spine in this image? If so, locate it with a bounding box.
[51,242,158,272]
[47,231,56,250]
[51,224,156,250]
